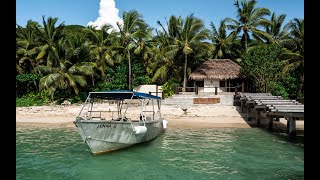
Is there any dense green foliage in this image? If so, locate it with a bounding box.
[16,0,304,105]
[93,65,128,91]
[16,97,45,107]
[16,91,50,107]
[16,74,43,97]
[241,44,283,93]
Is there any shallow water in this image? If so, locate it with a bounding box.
[16,126,304,179]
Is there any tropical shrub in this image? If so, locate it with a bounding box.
[16,97,45,107]
[16,90,50,107]
[162,79,180,98]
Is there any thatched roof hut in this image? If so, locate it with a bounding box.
[189,59,240,80]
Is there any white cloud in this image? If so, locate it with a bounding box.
[87,0,123,31]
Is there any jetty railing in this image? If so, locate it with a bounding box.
[174,86,238,95]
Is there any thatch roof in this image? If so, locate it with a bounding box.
[189,59,240,80]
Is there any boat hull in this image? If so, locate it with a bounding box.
[73,120,165,154]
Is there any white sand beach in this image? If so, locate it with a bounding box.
[16,104,304,130]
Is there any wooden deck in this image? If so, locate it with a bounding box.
[238,92,304,139]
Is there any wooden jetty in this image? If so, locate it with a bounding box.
[238,92,304,139]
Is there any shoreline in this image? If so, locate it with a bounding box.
[16,104,304,130]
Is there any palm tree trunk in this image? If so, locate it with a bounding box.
[92,74,95,86]
[300,73,304,93]
[244,32,248,52]
[183,54,188,88]
[127,49,132,90]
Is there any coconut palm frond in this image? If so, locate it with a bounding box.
[72,75,88,87]
[152,66,168,83]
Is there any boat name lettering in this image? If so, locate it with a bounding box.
[97,124,116,128]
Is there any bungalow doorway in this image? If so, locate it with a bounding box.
[195,81,204,87]
[194,80,204,94]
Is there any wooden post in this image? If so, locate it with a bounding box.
[195,86,198,95]
[156,85,158,97]
[174,87,179,94]
[240,100,245,113]
[215,86,217,95]
[241,101,244,113]
[247,104,251,121]
[227,79,229,92]
[242,81,245,92]
[265,83,267,93]
[288,116,296,140]
[268,115,273,130]
[256,110,260,127]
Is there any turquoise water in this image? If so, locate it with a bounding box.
[16,126,304,179]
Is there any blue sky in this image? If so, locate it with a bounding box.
[16,0,304,30]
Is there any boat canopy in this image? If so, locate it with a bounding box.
[88,90,161,100]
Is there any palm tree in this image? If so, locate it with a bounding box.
[157,15,183,42]
[287,18,304,53]
[178,14,210,88]
[117,10,147,90]
[63,33,103,86]
[83,25,120,71]
[209,20,238,59]
[157,14,210,87]
[147,30,182,84]
[134,27,154,67]
[281,18,304,73]
[156,15,183,61]
[265,12,289,44]
[35,43,90,99]
[225,0,271,52]
[35,16,65,67]
[16,20,42,73]
[281,18,304,98]
[64,34,91,64]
